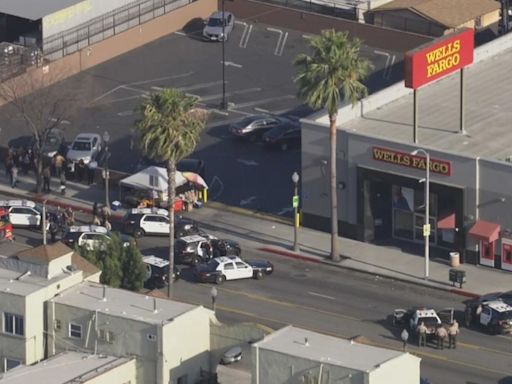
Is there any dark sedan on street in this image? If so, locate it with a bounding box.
[262,120,301,151]
[229,115,296,141]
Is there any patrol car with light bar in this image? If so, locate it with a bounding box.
[62,225,134,250]
[121,208,199,238]
[0,199,44,228]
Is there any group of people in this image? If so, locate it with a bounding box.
[5,147,34,188]
[47,207,75,243]
[401,319,460,352]
[92,202,112,230]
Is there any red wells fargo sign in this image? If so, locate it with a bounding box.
[372,147,451,176]
[405,28,474,89]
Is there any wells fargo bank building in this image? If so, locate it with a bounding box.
[300,29,512,271]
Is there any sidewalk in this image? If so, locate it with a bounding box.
[1,173,510,298]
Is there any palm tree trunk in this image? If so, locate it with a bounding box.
[167,160,177,298]
[329,114,340,262]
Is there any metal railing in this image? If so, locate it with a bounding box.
[254,0,366,19]
[43,0,196,60]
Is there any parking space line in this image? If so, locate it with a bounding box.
[277,32,288,56]
[267,27,287,56]
[178,81,224,92]
[308,291,336,300]
[237,21,253,48]
[121,85,149,94]
[254,107,269,113]
[234,94,295,109]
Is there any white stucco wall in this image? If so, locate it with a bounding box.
[84,357,137,384]
[367,353,420,384]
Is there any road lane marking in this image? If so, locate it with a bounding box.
[308,291,336,300]
[254,107,269,113]
[174,31,185,36]
[237,21,253,48]
[117,110,133,116]
[222,61,243,68]
[240,196,256,206]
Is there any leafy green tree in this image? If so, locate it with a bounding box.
[120,244,147,291]
[135,88,207,298]
[294,29,371,261]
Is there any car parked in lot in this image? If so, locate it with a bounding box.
[62,225,134,250]
[229,115,296,141]
[195,256,274,284]
[66,133,102,166]
[122,208,199,238]
[262,120,301,151]
[203,11,234,41]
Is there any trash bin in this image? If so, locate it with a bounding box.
[450,252,460,267]
[111,201,122,211]
[449,268,466,288]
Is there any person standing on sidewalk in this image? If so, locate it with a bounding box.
[10,165,18,188]
[53,153,65,178]
[400,328,409,352]
[417,322,427,347]
[436,326,448,350]
[448,320,459,349]
[43,165,51,193]
[87,160,97,185]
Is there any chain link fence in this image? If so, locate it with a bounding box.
[43,0,196,60]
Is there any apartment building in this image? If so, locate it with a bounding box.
[0,242,99,371]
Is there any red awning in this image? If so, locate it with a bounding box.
[468,220,501,243]
[437,213,455,229]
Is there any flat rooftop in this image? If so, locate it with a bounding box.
[0,0,85,20]
[53,282,199,324]
[0,352,131,383]
[0,258,77,297]
[254,326,405,372]
[342,44,512,161]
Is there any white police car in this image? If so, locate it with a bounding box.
[122,208,199,238]
[142,255,180,289]
[0,199,43,228]
[195,256,274,284]
[63,225,133,250]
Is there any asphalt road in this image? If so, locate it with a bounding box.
[3,211,511,384]
[0,22,401,217]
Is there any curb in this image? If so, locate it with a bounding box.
[258,246,480,299]
[207,201,292,225]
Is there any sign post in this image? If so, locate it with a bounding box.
[405,28,474,143]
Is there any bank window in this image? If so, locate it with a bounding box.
[69,323,82,339]
[413,191,438,215]
[4,358,21,371]
[3,313,24,336]
[503,244,512,264]
[482,242,493,260]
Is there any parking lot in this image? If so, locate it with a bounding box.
[0,20,401,216]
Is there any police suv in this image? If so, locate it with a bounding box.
[62,225,133,250]
[0,199,44,228]
[122,208,199,238]
[477,300,512,334]
[142,255,180,289]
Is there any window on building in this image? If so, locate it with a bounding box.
[3,313,24,336]
[4,358,21,371]
[69,323,82,339]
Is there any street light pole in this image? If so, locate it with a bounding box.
[103,131,110,209]
[220,0,227,110]
[292,172,300,252]
[42,200,47,245]
[412,148,430,279]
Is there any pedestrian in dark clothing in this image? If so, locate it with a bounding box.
[43,166,51,193]
[76,159,85,182]
[22,151,31,175]
[49,219,58,243]
[10,165,18,188]
[87,161,97,185]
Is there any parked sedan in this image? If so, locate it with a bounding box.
[66,133,102,165]
[203,11,234,41]
[229,115,294,141]
[262,121,301,151]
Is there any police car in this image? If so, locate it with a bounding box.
[142,255,180,289]
[62,225,134,250]
[393,307,453,338]
[174,235,241,265]
[475,300,512,334]
[195,256,274,284]
[122,208,199,238]
[0,200,44,228]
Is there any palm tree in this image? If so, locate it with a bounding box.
[135,88,207,297]
[294,29,372,262]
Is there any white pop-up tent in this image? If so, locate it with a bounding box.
[119,166,187,196]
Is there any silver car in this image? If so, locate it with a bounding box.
[203,11,234,41]
[66,133,102,165]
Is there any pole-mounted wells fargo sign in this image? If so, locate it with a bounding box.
[405,28,474,89]
[372,147,451,176]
